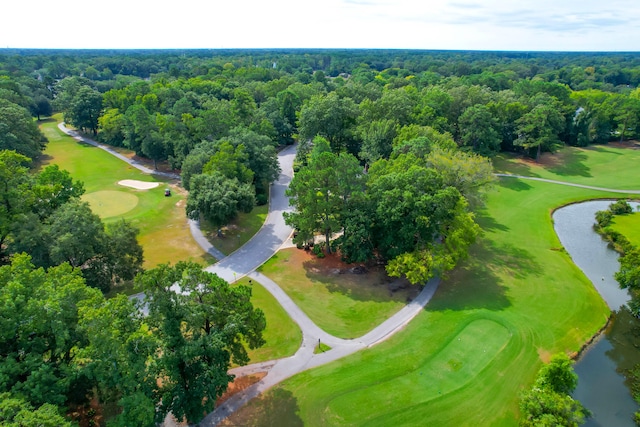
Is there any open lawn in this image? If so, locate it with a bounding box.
[257,248,420,339]
[493,144,640,190]
[38,118,213,270]
[224,143,640,426]
[610,212,640,247]
[233,278,301,363]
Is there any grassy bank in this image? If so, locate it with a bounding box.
[611,212,640,247]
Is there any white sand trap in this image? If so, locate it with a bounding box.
[118,179,161,190]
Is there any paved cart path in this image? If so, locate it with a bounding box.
[59,124,640,425]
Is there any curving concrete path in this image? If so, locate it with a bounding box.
[60,123,640,425]
[57,123,180,179]
[57,123,439,425]
[496,173,640,194]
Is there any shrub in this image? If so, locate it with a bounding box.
[312,242,325,258]
[609,199,633,215]
[595,210,612,228]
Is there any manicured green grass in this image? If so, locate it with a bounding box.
[200,204,269,255]
[610,212,640,247]
[39,117,213,269]
[314,342,331,354]
[493,145,640,190]
[82,191,139,218]
[227,180,625,426]
[234,277,302,363]
[257,248,419,339]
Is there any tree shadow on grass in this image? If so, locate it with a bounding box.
[222,388,303,427]
[491,241,543,280]
[497,176,533,192]
[427,246,510,312]
[303,256,419,304]
[493,154,541,178]
[475,208,510,233]
[588,144,625,156]
[427,238,540,312]
[546,148,591,178]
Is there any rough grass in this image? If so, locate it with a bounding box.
[224,143,640,426]
[257,248,420,339]
[39,117,213,269]
[610,211,640,247]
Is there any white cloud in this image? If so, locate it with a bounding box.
[1,0,639,50]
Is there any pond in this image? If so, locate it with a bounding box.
[553,200,640,426]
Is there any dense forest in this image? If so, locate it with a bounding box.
[2,48,640,426]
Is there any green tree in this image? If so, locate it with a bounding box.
[97,108,126,145]
[226,127,280,201]
[203,140,254,184]
[515,102,565,161]
[298,92,359,154]
[519,353,588,427]
[0,253,102,408]
[392,125,457,157]
[0,150,33,263]
[31,95,52,121]
[231,87,257,125]
[82,219,144,294]
[186,172,255,227]
[138,262,266,424]
[0,99,46,159]
[31,164,85,220]
[424,147,495,208]
[284,138,363,252]
[368,154,480,284]
[180,140,218,191]
[358,119,397,166]
[79,295,157,427]
[140,130,167,170]
[616,246,640,292]
[45,201,142,293]
[535,353,578,395]
[65,86,103,135]
[0,393,74,427]
[458,104,501,155]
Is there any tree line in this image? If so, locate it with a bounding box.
[3,49,640,425]
[4,50,640,228]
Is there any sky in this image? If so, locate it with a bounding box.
[2,0,639,51]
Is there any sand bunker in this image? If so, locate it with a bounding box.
[118,179,161,190]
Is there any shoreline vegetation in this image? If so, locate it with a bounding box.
[593,199,640,423]
[3,49,640,425]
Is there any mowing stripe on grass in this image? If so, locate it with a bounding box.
[324,318,511,425]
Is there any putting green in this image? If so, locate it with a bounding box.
[82,191,139,218]
[324,318,511,425]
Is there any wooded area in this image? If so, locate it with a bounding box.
[2,48,640,425]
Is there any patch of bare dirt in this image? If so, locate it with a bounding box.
[216,372,267,406]
[295,248,416,297]
[68,396,106,427]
